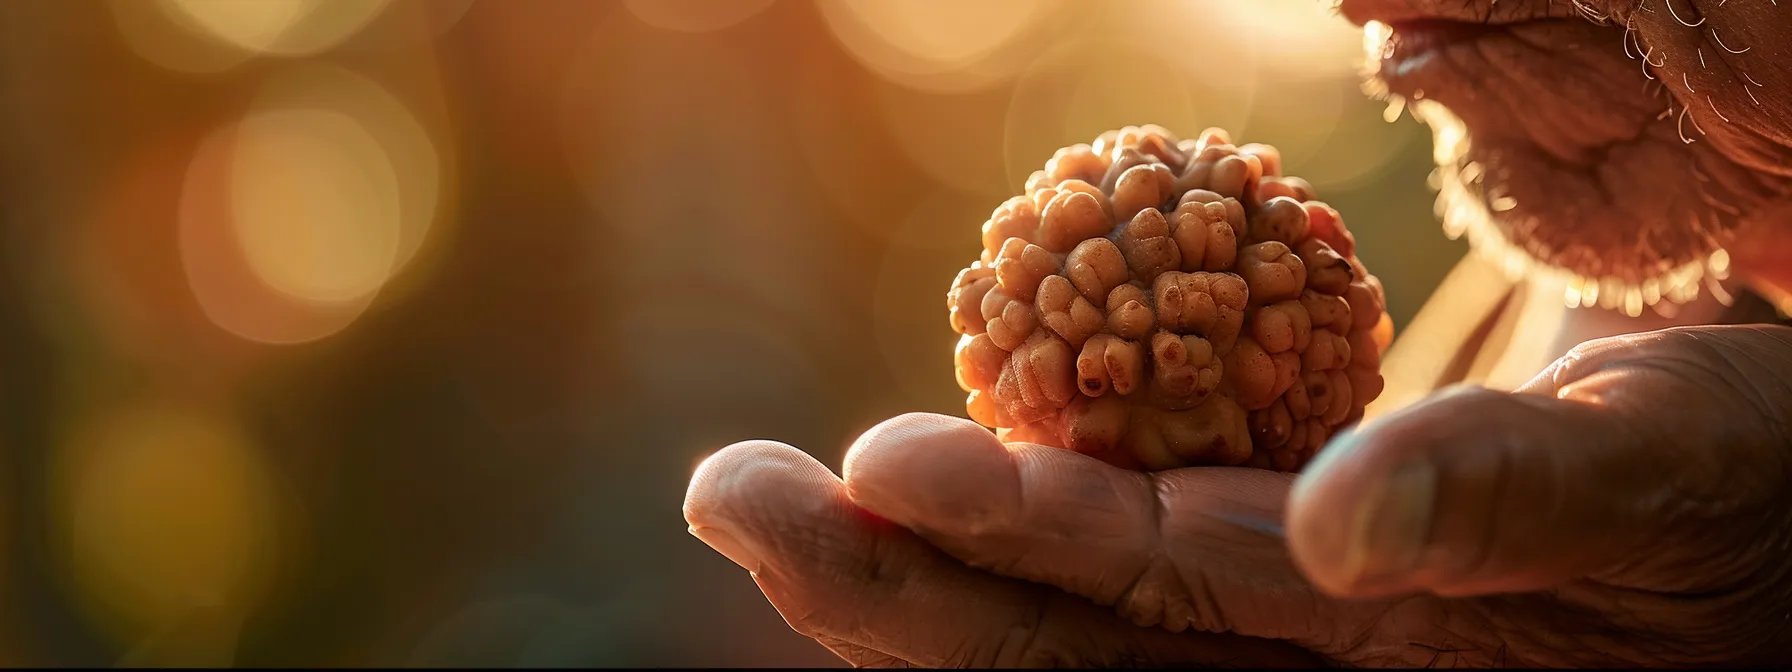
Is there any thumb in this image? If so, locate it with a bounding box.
[1286,326,1792,599]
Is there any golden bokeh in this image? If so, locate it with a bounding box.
[1001,37,1253,189]
[624,0,777,33]
[179,118,376,344]
[815,0,1070,93]
[872,80,1015,196]
[109,0,254,74]
[49,401,290,650]
[228,108,403,304]
[873,189,987,410]
[1200,0,1369,80]
[250,64,447,284]
[178,66,441,345]
[161,0,395,57]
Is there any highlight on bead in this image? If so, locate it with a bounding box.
[945,125,1392,473]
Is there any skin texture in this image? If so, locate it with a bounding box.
[1351,0,1792,284]
[685,1,1792,667]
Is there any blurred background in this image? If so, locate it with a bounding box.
[0,0,1466,666]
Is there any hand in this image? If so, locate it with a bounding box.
[685,324,1792,667]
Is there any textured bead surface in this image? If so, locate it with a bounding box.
[946,126,1392,472]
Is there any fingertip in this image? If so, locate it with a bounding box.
[1287,429,1378,597]
[684,439,844,542]
[1286,391,1470,597]
[841,412,1019,535]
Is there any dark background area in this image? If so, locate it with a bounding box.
[0,0,1461,666]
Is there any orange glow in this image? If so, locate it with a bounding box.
[1199,0,1366,80]
[109,0,253,74]
[176,65,442,345]
[179,119,378,344]
[160,0,394,57]
[227,109,402,303]
[815,0,1069,93]
[250,65,447,287]
[624,0,776,33]
[1002,38,1254,189]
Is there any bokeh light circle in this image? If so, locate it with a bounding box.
[179,65,443,345]
[50,401,289,642]
[814,0,1070,93]
[1002,38,1255,189]
[227,109,403,304]
[624,0,775,33]
[158,0,395,57]
[109,0,253,74]
[252,65,447,285]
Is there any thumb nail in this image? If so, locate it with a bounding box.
[1339,460,1436,588]
[690,524,762,573]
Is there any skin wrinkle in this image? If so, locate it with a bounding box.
[1622,0,1792,177]
[1414,20,1739,276]
[815,635,911,669]
[1178,560,1226,639]
[1490,24,1653,163]
[1151,476,1222,636]
[1108,474,1171,629]
[984,589,1052,667]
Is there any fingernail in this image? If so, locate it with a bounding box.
[690,525,762,573]
[1339,460,1436,588]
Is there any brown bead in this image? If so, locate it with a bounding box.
[1157,273,1245,355]
[1250,398,1293,449]
[1170,200,1238,272]
[948,267,998,335]
[1159,395,1252,466]
[1239,142,1282,177]
[986,298,1036,351]
[1297,238,1353,296]
[1223,337,1277,410]
[1301,289,1352,335]
[1322,369,1354,427]
[1103,336,1145,396]
[1344,279,1383,331]
[955,333,1007,392]
[1304,200,1355,258]
[1045,143,1106,185]
[1065,238,1129,308]
[1040,189,1112,253]
[1249,196,1311,246]
[1063,394,1130,456]
[1238,242,1307,305]
[1150,332,1222,410]
[1036,275,1104,349]
[982,196,1039,255]
[1251,300,1312,355]
[1111,163,1177,221]
[1117,208,1182,279]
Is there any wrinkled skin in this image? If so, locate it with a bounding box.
[684,1,1792,667]
[1357,0,1792,283]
